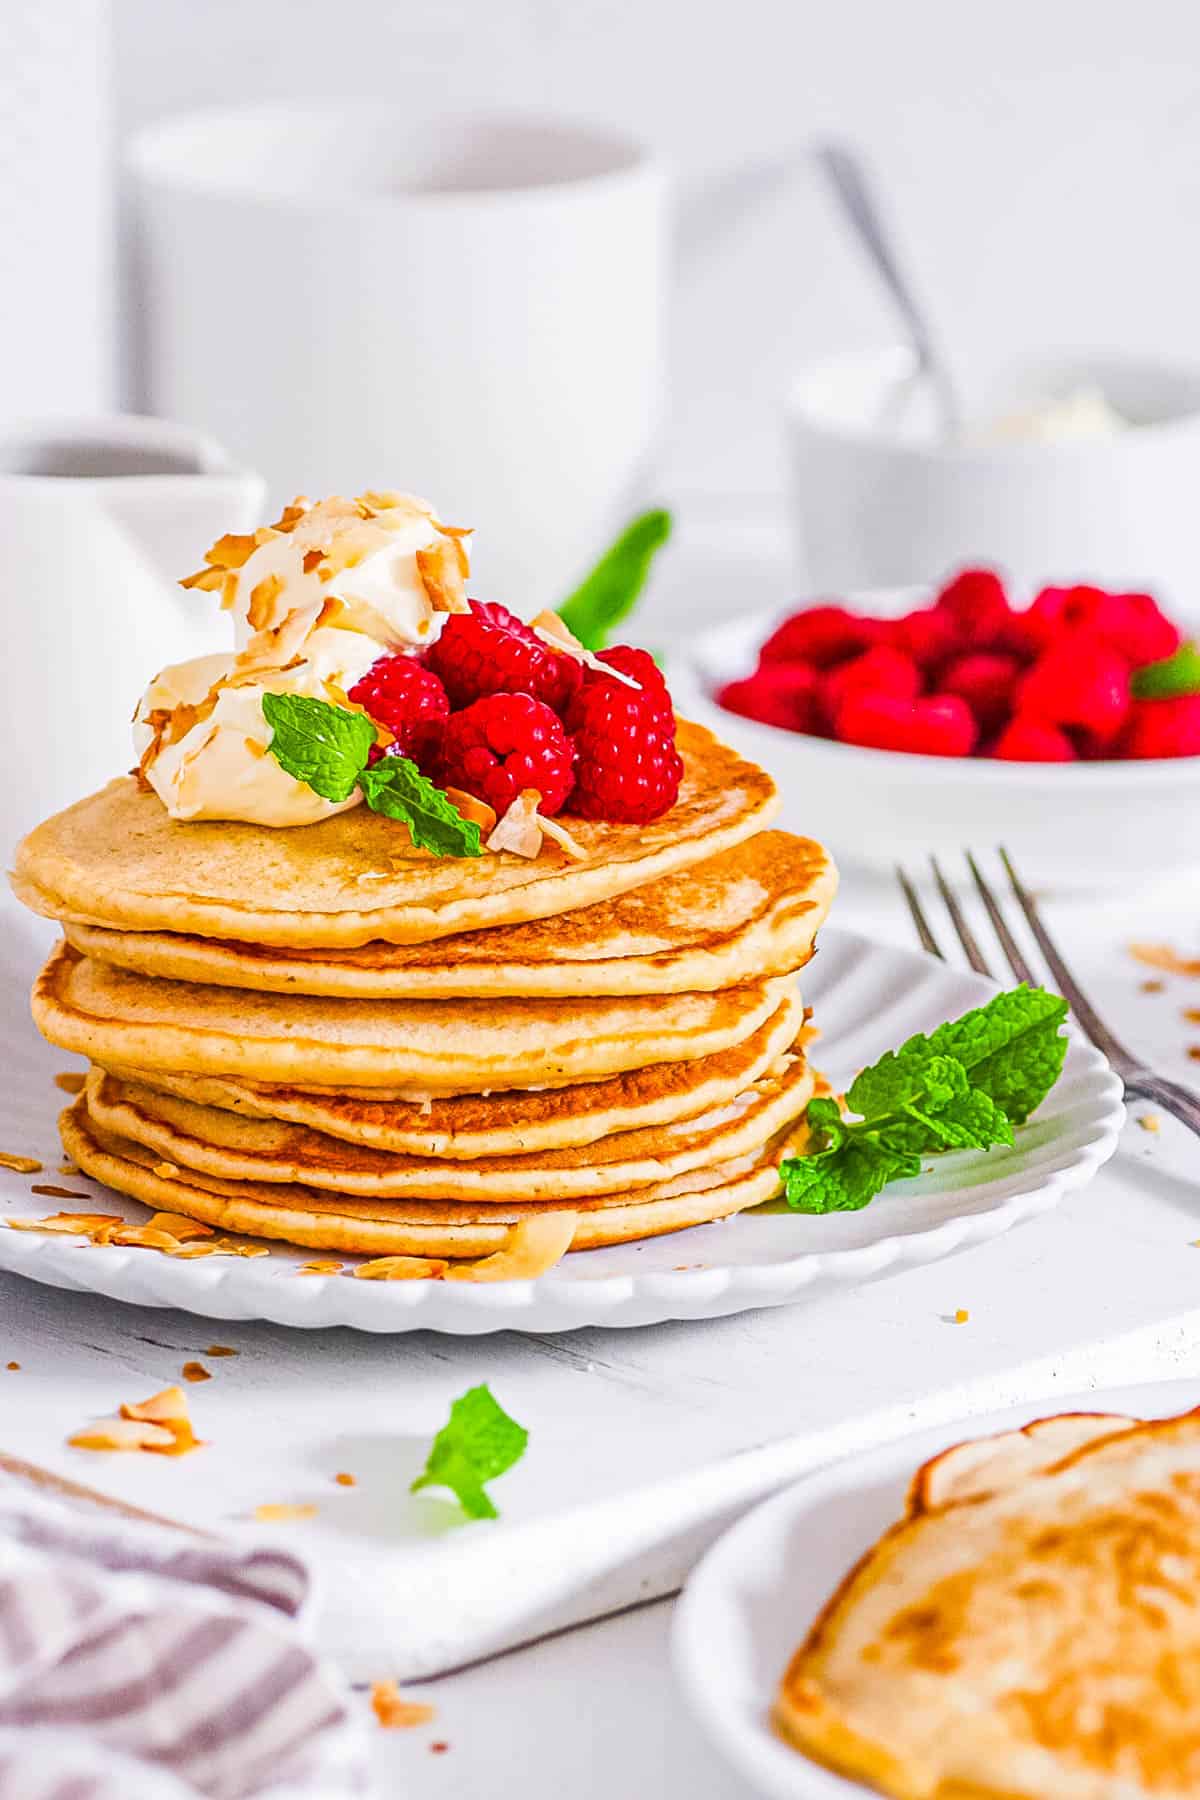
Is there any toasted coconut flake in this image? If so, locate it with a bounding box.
[1129,942,1200,976]
[54,1072,86,1095]
[146,1212,214,1241]
[207,532,259,571]
[153,1162,181,1181]
[108,1225,186,1251]
[447,1211,577,1283]
[371,1681,436,1729]
[442,787,497,835]
[353,1255,448,1281]
[120,1384,201,1455]
[0,1152,43,1175]
[6,1362,19,1372]
[537,812,588,861]
[486,790,544,859]
[530,611,642,687]
[246,576,286,640]
[69,1417,176,1453]
[206,1344,237,1357]
[182,1361,211,1383]
[334,1471,356,1487]
[179,565,225,593]
[296,1259,344,1277]
[254,1503,318,1523]
[416,541,470,613]
[8,1212,122,1235]
[30,1184,91,1201]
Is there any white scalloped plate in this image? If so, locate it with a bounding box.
[0,926,1123,1333]
[672,1377,1199,1800]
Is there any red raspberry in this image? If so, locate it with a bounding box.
[939,652,1021,736]
[566,660,684,824]
[934,568,1012,646]
[1025,585,1179,667]
[823,646,921,728]
[348,655,449,756]
[1121,695,1200,759]
[430,693,575,816]
[1017,638,1130,751]
[717,663,819,732]
[589,645,672,721]
[885,606,962,672]
[758,605,879,669]
[1105,592,1181,666]
[835,692,978,758]
[426,600,582,713]
[991,716,1076,762]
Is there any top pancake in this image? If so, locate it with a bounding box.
[13,720,777,949]
[775,1408,1200,1800]
[60,831,834,999]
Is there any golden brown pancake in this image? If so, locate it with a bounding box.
[60,831,835,999]
[776,1407,1200,1800]
[13,721,777,949]
[35,944,795,1091]
[96,988,811,1157]
[84,1054,815,1200]
[63,1100,794,1255]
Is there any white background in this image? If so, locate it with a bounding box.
[113,0,1200,512]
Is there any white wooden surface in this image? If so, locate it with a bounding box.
[4,534,1200,1789]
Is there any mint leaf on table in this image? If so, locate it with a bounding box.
[557,509,672,651]
[410,1384,528,1522]
[261,691,376,803]
[781,986,1067,1215]
[262,690,482,856]
[1131,640,1200,699]
[360,758,482,858]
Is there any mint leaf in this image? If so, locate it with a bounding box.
[925,986,1068,1123]
[360,758,483,859]
[557,510,672,650]
[263,690,483,857]
[781,1139,919,1214]
[1131,640,1200,699]
[781,986,1067,1215]
[410,1384,528,1521]
[261,690,375,803]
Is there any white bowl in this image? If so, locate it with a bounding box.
[787,345,1200,610]
[671,592,1200,892]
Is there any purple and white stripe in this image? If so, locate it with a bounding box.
[0,1479,371,1799]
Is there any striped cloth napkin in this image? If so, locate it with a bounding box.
[0,1474,372,1799]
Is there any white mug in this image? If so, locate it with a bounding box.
[130,105,667,615]
[0,414,265,848]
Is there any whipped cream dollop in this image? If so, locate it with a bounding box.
[136,492,472,826]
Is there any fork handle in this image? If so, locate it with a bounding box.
[1125,1073,1200,1138]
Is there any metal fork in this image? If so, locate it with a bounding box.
[897,848,1200,1138]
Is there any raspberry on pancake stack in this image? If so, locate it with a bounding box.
[12,492,837,1279]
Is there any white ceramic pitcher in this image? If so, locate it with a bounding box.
[0,414,265,849]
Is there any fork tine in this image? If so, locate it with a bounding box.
[965,852,1036,986]
[930,856,994,977]
[896,865,945,959]
[998,847,1135,1063]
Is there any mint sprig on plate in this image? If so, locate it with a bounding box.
[410,1384,529,1521]
[261,691,482,858]
[558,509,672,651]
[781,985,1068,1215]
[1131,640,1200,699]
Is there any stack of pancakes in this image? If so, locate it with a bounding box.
[14,722,837,1268]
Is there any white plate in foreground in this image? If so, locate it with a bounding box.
[672,1376,1200,1800]
[0,926,1123,1333]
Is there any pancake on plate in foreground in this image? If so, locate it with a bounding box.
[12,489,837,1280]
[777,1405,1200,1800]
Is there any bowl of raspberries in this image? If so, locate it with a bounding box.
[673,569,1200,888]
